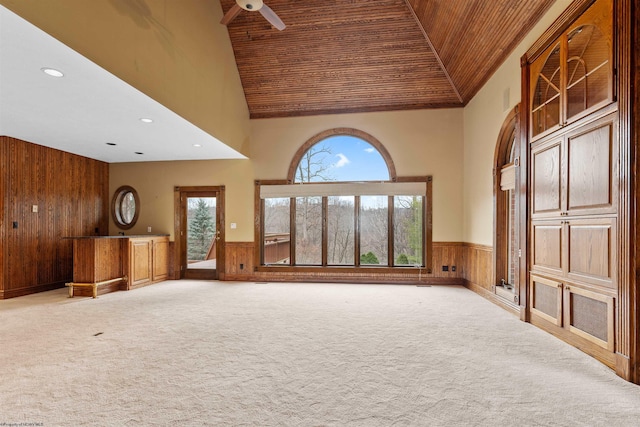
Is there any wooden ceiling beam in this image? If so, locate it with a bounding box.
[403,0,464,104]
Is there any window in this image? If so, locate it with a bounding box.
[111,185,140,230]
[494,106,520,301]
[257,128,432,271]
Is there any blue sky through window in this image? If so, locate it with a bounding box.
[299,135,390,182]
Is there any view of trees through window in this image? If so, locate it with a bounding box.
[262,134,427,267]
[187,197,216,262]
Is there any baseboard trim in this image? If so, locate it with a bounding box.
[0,281,67,299]
[463,279,521,317]
[223,274,464,286]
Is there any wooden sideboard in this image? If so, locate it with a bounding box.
[66,235,169,297]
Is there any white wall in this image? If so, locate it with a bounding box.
[462,1,571,245]
[251,109,465,242]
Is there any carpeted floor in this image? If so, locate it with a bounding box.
[1,281,639,426]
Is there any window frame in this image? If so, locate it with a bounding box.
[255,128,432,274]
[493,105,520,302]
[111,185,140,230]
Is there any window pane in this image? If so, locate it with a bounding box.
[394,196,423,266]
[566,24,610,119]
[327,196,354,265]
[532,43,561,136]
[187,198,216,263]
[264,198,290,265]
[121,192,136,224]
[295,196,322,265]
[360,196,388,266]
[294,136,390,183]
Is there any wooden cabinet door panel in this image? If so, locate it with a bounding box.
[532,141,563,217]
[566,119,615,215]
[566,218,616,289]
[531,221,564,275]
[152,238,169,281]
[530,274,563,326]
[130,240,152,286]
[564,284,614,351]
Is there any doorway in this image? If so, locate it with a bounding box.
[174,186,225,280]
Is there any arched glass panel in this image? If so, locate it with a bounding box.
[294,135,390,183]
[532,43,561,137]
[567,24,610,119]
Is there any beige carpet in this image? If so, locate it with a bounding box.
[1,281,639,426]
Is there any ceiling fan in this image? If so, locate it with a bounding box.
[220,0,286,31]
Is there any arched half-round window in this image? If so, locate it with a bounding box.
[111,185,140,230]
[288,128,396,183]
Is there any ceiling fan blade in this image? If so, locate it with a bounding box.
[259,4,286,31]
[220,4,243,25]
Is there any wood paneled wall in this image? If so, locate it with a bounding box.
[462,243,494,291]
[0,137,109,298]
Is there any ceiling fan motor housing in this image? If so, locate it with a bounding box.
[238,0,264,11]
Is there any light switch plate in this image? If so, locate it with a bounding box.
[230,223,237,229]
[32,205,38,213]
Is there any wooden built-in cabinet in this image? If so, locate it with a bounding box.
[523,0,633,376]
[68,235,169,297]
[125,236,170,290]
[531,113,617,219]
[530,0,613,140]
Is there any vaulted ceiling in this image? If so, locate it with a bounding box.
[220,0,556,118]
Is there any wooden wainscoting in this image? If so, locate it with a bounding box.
[0,136,109,299]
[224,241,465,284]
[458,243,520,316]
[462,243,494,291]
[223,242,255,281]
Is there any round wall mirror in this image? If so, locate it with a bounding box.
[111,185,140,229]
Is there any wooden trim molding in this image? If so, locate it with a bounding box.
[524,0,596,63]
[492,105,521,309]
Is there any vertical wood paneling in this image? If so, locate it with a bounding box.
[462,243,494,291]
[622,0,637,382]
[0,137,6,294]
[633,0,640,385]
[0,137,108,298]
[225,242,255,279]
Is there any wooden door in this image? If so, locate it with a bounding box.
[174,186,225,280]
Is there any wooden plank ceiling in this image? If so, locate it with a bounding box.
[220,0,556,119]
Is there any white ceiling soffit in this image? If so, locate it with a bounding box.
[0,6,246,163]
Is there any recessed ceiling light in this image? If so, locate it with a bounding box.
[193,144,202,148]
[139,118,154,123]
[106,142,117,146]
[41,67,64,77]
[135,152,144,155]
